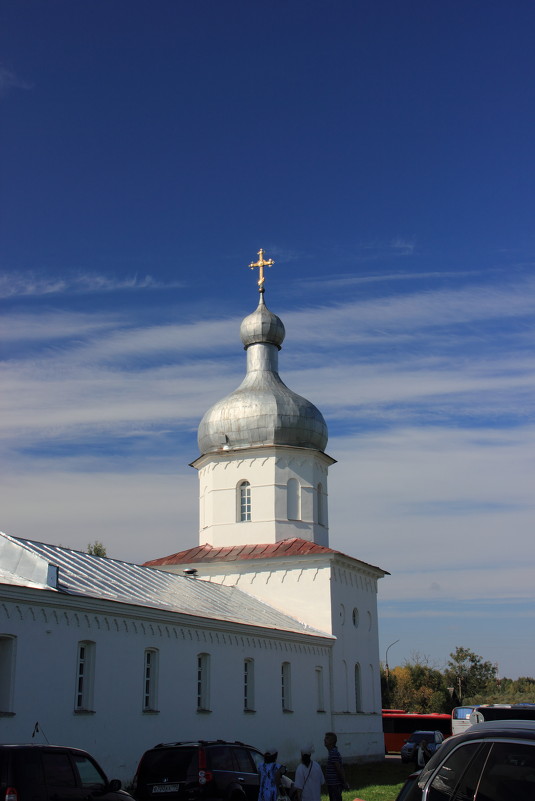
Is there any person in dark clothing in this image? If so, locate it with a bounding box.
[323,732,347,801]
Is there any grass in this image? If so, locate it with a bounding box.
[320,760,414,801]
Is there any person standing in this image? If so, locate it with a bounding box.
[416,739,432,768]
[258,748,286,801]
[293,745,325,801]
[323,732,347,801]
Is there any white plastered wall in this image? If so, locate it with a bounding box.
[167,554,385,762]
[0,587,332,782]
[194,446,334,547]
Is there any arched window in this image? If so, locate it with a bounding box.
[369,663,375,712]
[0,635,16,714]
[317,483,325,526]
[315,666,325,712]
[75,640,96,712]
[197,652,211,711]
[143,648,159,712]
[355,663,362,712]
[341,659,349,711]
[244,658,255,711]
[200,490,206,530]
[238,481,251,522]
[287,478,300,520]
[281,661,292,711]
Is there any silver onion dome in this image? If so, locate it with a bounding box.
[240,298,285,349]
[198,294,328,455]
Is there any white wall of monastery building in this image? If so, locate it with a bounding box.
[163,551,385,761]
[0,583,334,782]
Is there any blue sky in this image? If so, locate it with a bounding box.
[1,1,534,680]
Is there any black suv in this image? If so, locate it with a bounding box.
[133,741,263,801]
[0,744,132,801]
[396,719,535,800]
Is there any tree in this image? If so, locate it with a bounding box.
[445,646,497,702]
[87,540,107,557]
[383,654,452,713]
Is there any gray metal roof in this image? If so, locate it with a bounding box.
[0,532,329,638]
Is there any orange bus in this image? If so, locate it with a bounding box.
[382,709,452,753]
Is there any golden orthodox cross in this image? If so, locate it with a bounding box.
[249,248,274,291]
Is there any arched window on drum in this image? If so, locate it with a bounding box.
[317,482,326,526]
[237,481,251,522]
[287,478,301,520]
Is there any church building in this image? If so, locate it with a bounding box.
[0,251,387,781]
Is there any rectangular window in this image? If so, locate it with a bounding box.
[143,649,159,711]
[315,666,325,712]
[281,661,292,711]
[75,641,95,712]
[355,663,362,712]
[0,635,16,714]
[244,659,255,711]
[197,653,210,711]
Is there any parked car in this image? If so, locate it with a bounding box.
[395,719,535,800]
[0,743,132,801]
[133,740,264,801]
[400,731,444,763]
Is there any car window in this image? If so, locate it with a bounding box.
[396,773,423,801]
[73,754,107,788]
[233,748,258,773]
[13,750,44,787]
[42,752,78,787]
[249,750,264,771]
[449,743,491,800]
[139,747,197,782]
[425,742,485,800]
[475,742,535,801]
[410,733,434,745]
[207,746,233,771]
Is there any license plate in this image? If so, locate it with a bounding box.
[152,785,180,793]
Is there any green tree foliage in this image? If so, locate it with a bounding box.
[445,646,498,702]
[87,540,107,557]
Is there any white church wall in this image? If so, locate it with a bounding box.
[185,559,335,636]
[0,587,334,782]
[196,447,332,547]
[328,563,383,729]
[169,557,385,762]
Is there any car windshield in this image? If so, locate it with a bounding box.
[407,733,433,744]
[139,748,198,782]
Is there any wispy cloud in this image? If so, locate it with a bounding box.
[304,270,482,290]
[0,272,184,299]
[0,311,120,343]
[1,272,534,448]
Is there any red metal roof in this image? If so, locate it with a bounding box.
[143,539,388,574]
[143,538,339,567]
